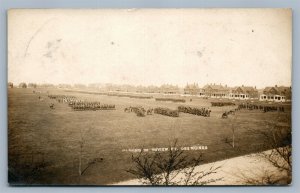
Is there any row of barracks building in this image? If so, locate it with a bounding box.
[12,81,291,102]
[103,83,291,102]
[183,83,291,102]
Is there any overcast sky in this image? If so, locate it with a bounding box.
[8,9,292,88]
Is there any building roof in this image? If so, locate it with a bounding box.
[264,86,291,94]
[184,83,200,90]
[240,86,257,92]
[203,84,228,91]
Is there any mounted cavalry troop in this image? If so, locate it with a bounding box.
[154,107,179,117]
[221,108,239,119]
[124,106,153,117]
[124,106,180,118]
[178,105,211,117]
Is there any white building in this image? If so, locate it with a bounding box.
[259,94,286,102]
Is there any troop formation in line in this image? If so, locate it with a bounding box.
[42,92,287,116]
[154,107,179,117]
[124,106,154,117]
[178,105,211,117]
[155,98,186,103]
[69,101,115,111]
[125,106,180,117]
[108,93,153,99]
[47,94,115,111]
[48,94,78,104]
[211,102,236,107]
[238,103,285,112]
[221,102,285,118]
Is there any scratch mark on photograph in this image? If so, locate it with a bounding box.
[23,18,56,57]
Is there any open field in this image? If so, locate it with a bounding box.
[8,88,291,185]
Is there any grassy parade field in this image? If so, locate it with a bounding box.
[8,88,291,185]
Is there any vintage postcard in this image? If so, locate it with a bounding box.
[8,9,292,185]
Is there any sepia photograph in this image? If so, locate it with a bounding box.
[8,9,292,186]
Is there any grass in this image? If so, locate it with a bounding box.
[8,88,291,185]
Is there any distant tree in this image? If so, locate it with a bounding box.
[40,83,55,88]
[126,140,222,185]
[73,84,87,89]
[8,82,13,88]
[58,84,72,89]
[28,83,37,88]
[19,82,27,88]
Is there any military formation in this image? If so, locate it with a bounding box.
[48,94,78,104]
[39,91,286,118]
[69,101,115,111]
[155,98,186,103]
[47,94,115,111]
[221,102,285,119]
[238,103,285,112]
[124,106,154,117]
[263,106,285,112]
[238,103,261,110]
[178,105,211,117]
[66,90,154,100]
[154,107,179,117]
[108,93,153,99]
[211,102,236,107]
